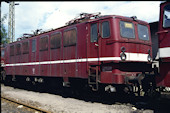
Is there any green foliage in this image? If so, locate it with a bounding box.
[1,14,9,44]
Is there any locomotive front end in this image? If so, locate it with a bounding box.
[89,15,153,95]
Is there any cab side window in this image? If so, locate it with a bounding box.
[163,3,170,28]
[91,23,98,42]
[102,21,110,38]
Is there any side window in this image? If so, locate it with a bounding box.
[163,3,170,28]
[40,36,48,51]
[16,43,21,55]
[10,45,14,56]
[32,39,36,52]
[91,23,98,42]
[102,21,110,38]
[50,32,61,49]
[22,41,29,54]
[63,28,77,47]
[120,21,135,39]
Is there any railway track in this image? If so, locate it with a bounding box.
[1,96,51,113]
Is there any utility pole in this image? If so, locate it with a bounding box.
[8,1,15,43]
[7,1,19,43]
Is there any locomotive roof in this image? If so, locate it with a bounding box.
[88,15,148,25]
[10,14,149,44]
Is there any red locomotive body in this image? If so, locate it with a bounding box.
[156,2,170,88]
[3,13,152,94]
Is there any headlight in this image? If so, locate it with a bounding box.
[120,52,126,61]
[120,46,126,61]
[147,54,151,62]
[147,49,152,62]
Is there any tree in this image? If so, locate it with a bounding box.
[1,14,9,44]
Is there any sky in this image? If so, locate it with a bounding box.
[1,1,162,41]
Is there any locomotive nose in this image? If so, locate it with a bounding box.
[120,46,151,62]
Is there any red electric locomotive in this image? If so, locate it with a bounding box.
[156,2,170,90]
[3,13,153,95]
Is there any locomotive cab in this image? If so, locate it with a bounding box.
[87,15,153,95]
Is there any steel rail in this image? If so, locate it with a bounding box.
[1,96,51,113]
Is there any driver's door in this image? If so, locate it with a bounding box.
[87,22,100,65]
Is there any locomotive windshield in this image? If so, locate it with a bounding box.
[120,21,135,39]
[163,3,170,28]
[137,24,149,41]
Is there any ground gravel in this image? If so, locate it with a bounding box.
[1,84,154,113]
[1,98,39,113]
